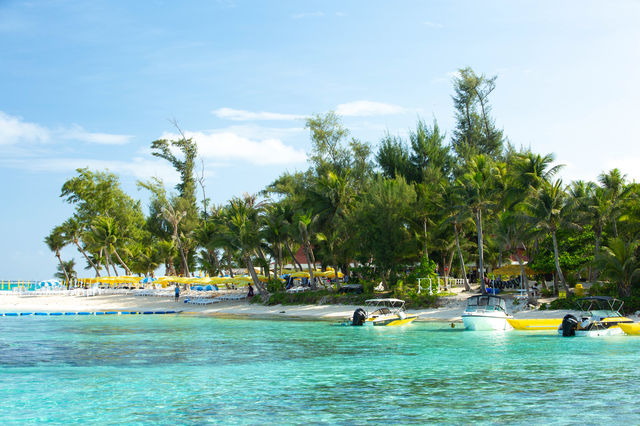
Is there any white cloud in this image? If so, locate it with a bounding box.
[0,111,132,146]
[10,156,181,185]
[424,21,443,28]
[212,107,305,121]
[59,124,133,145]
[291,11,324,19]
[335,101,407,117]
[161,130,307,165]
[0,111,49,145]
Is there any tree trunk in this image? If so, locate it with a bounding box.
[455,225,471,291]
[593,231,601,281]
[551,231,569,293]
[76,241,100,277]
[256,246,271,280]
[245,254,268,301]
[303,243,316,289]
[285,241,303,271]
[447,250,454,279]
[476,209,486,294]
[515,253,535,305]
[112,248,132,276]
[423,219,429,260]
[210,249,220,276]
[226,250,234,277]
[55,250,70,283]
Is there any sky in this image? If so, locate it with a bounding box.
[1,0,639,279]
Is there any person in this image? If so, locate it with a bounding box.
[247,283,254,298]
[174,284,180,302]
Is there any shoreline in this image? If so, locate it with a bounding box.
[0,293,578,322]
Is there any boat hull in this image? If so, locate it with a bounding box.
[557,326,625,337]
[507,318,562,330]
[365,314,419,326]
[619,323,640,335]
[462,313,513,331]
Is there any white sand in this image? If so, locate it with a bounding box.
[0,291,576,322]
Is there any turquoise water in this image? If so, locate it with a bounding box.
[1,316,640,424]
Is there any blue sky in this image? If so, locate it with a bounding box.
[1,0,639,279]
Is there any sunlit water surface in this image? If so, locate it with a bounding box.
[1,315,639,424]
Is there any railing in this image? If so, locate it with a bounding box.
[417,277,466,295]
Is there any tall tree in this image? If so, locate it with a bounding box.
[459,154,500,294]
[527,180,576,294]
[45,226,70,282]
[451,67,504,160]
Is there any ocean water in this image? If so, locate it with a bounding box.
[1,315,639,425]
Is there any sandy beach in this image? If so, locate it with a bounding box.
[0,292,578,322]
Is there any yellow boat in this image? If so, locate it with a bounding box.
[619,322,640,335]
[507,318,563,330]
[349,298,418,326]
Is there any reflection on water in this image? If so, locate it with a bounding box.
[1,316,640,424]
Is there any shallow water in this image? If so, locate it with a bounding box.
[1,316,639,424]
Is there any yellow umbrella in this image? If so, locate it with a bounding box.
[289,271,310,278]
[492,264,535,276]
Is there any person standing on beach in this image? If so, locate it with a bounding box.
[174,284,180,302]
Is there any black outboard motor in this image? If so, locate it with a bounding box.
[561,314,579,336]
[351,308,367,326]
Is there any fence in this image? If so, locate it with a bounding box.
[417,277,466,295]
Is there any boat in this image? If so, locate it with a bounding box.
[619,322,640,335]
[462,295,513,331]
[349,298,418,326]
[559,296,634,337]
[507,318,562,330]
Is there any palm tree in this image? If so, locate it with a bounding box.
[223,195,269,299]
[55,259,77,283]
[599,168,629,237]
[159,204,189,276]
[88,216,132,276]
[495,212,536,304]
[297,210,318,289]
[440,182,473,291]
[61,217,101,277]
[45,226,70,282]
[527,180,576,294]
[595,238,640,298]
[156,239,177,276]
[459,154,500,294]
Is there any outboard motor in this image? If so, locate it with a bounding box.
[561,314,579,336]
[351,308,367,326]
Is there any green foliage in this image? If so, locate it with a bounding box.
[530,228,595,275]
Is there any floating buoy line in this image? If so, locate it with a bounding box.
[1,311,179,317]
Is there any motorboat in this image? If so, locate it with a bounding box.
[559,296,633,337]
[462,295,513,331]
[349,298,418,326]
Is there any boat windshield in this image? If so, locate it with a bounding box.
[465,295,507,312]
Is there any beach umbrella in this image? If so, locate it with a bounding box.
[139,276,156,284]
[492,264,535,277]
[289,271,310,278]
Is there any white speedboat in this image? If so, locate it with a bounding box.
[559,296,633,337]
[462,295,513,331]
[349,298,418,326]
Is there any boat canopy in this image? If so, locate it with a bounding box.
[576,297,624,316]
[365,298,406,308]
